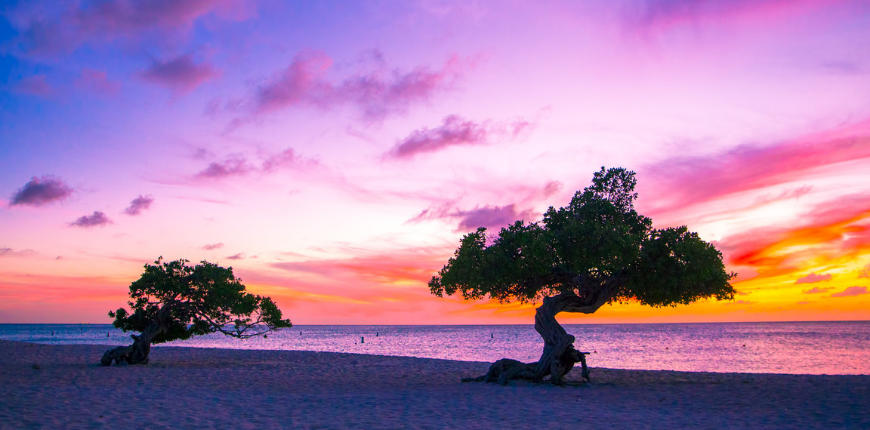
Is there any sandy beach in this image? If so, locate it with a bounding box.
[1,339,867,429]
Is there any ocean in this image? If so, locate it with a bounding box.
[1,321,868,375]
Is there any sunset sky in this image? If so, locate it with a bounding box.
[2,0,870,324]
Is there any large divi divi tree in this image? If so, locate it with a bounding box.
[429,167,735,385]
[101,258,292,366]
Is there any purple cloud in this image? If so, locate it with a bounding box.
[455,204,536,231]
[139,54,220,95]
[14,0,251,56]
[11,75,53,97]
[195,157,253,179]
[70,211,112,228]
[802,286,833,294]
[193,148,311,180]
[387,115,533,159]
[203,243,225,250]
[75,69,121,95]
[830,286,868,298]
[0,248,36,257]
[262,148,299,172]
[795,272,833,284]
[226,252,245,260]
[10,176,73,206]
[123,195,154,215]
[389,115,488,159]
[236,51,466,124]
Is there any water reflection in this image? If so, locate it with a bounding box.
[2,321,867,375]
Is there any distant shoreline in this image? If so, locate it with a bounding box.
[2,339,868,428]
[2,319,869,326]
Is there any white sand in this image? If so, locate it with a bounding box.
[1,339,867,429]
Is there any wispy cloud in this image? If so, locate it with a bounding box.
[802,286,833,294]
[642,120,870,215]
[830,286,868,297]
[193,148,312,181]
[725,299,757,306]
[226,252,245,260]
[123,195,154,216]
[454,205,535,231]
[261,148,301,172]
[10,75,54,97]
[11,0,253,56]
[70,211,112,228]
[411,202,536,232]
[75,69,121,95]
[0,248,36,257]
[795,272,833,284]
[9,176,73,207]
[195,157,253,180]
[271,248,446,285]
[386,115,533,159]
[229,50,468,126]
[139,54,220,95]
[202,243,225,250]
[624,0,839,37]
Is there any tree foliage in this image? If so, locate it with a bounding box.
[109,258,291,344]
[429,167,735,308]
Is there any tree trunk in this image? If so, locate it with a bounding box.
[464,279,621,385]
[100,304,172,366]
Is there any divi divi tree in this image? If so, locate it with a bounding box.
[101,258,291,366]
[429,167,735,385]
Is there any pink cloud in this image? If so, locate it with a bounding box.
[123,195,154,216]
[70,211,112,228]
[236,51,467,125]
[15,0,253,56]
[9,176,73,206]
[192,148,313,181]
[386,115,533,159]
[830,286,868,297]
[271,249,446,285]
[202,243,224,250]
[75,69,121,95]
[795,272,833,284]
[802,286,833,294]
[139,54,220,95]
[226,253,245,260]
[642,120,870,215]
[10,75,53,97]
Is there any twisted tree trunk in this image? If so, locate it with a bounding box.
[101,304,172,366]
[463,278,622,385]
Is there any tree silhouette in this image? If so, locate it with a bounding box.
[430,167,735,385]
[101,258,291,366]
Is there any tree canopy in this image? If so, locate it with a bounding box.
[106,257,290,361]
[429,167,735,310]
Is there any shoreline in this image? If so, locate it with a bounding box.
[2,339,868,428]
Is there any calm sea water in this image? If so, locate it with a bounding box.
[1,322,868,375]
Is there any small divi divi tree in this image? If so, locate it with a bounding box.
[101,258,292,366]
[429,167,735,385]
